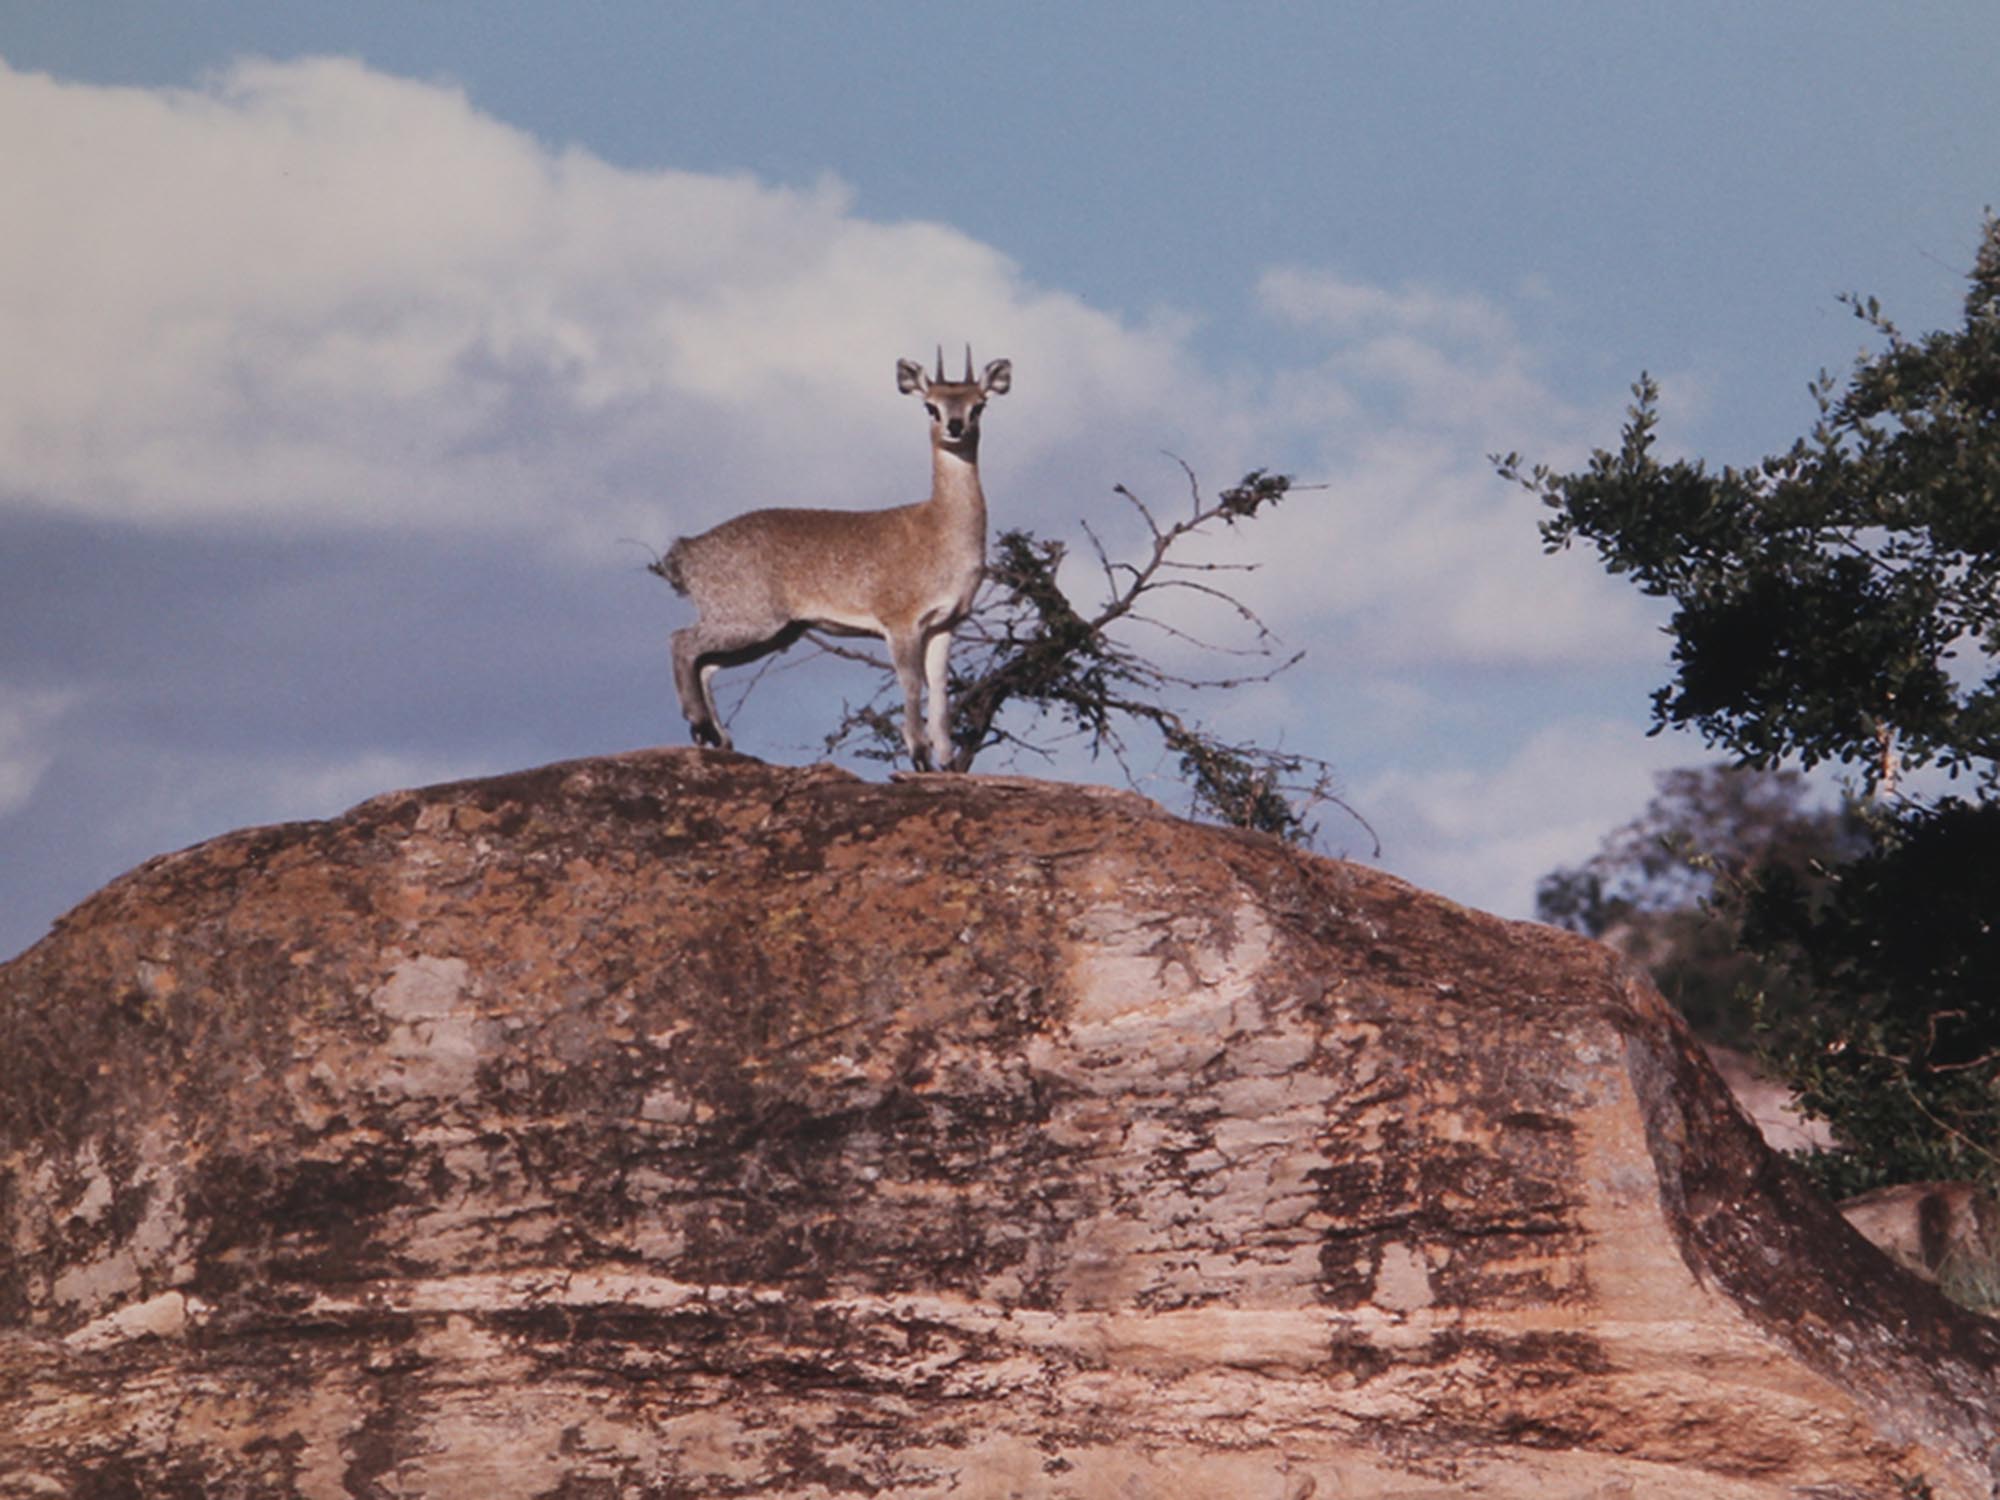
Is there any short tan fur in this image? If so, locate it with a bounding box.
[664,347,1012,769]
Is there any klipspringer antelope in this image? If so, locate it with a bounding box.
[662,347,1011,770]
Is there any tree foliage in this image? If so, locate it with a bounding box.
[1501,218,2000,793]
[1505,213,2000,1192]
[1535,765,1867,1049]
[1740,798,2000,1195]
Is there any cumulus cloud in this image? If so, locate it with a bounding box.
[0,54,1654,676]
[1356,719,1692,919]
[1230,265,1661,668]
[1258,266,1519,351]
[0,56,1198,543]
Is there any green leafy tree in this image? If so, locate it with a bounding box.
[1536,765,1867,1049]
[1501,213,2000,1192]
[1742,798,2000,1193]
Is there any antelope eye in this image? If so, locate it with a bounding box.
[972,403,986,417]
[924,404,940,420]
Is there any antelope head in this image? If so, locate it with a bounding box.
[898,345,1013,452]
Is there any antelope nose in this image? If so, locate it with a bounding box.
[947,418,965,438]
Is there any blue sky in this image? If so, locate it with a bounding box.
[3,2,1997,956]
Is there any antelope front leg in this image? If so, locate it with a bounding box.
[890,630,933,770]
[923,628,956,771]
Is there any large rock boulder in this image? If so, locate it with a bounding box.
[2,749,1995,1498]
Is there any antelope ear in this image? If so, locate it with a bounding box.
[980,359,1012,396]
[896,358,929,395]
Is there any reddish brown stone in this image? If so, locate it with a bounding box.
[2,749,1995,1496]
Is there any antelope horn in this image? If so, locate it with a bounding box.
[964,343,974,382]
[934,345,945,382]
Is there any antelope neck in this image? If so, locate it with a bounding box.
[930,443,986,520]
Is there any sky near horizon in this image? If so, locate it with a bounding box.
[2,3,1997,958]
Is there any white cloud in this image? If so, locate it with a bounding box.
[0,53,1657,687]
[1212,261,1664,668]
[0,56,1211,548]
[1356,719,1691,919]
[0,685,84,818]
[1258,266,1518,349]
[1254,458,1664,668]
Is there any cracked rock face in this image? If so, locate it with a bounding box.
[2,749,1996,1497]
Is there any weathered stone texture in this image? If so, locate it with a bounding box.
[2,749,1995,1497]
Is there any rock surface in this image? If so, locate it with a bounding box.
[1841,1181,2000,1294]
[2,748,1996,1498]
[1701,1043,1837,1156]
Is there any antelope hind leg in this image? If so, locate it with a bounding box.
[671,626,732,750]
